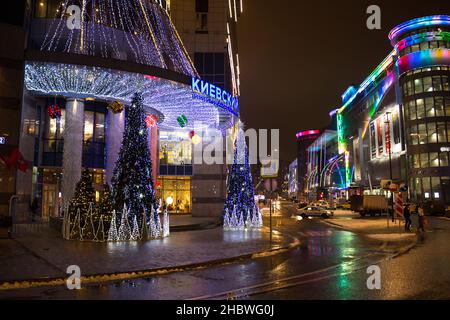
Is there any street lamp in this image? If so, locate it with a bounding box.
[384,112,394,222]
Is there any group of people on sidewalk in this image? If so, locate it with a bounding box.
[403,203,426,233]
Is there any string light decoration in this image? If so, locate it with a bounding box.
[118,204,132,241]
[67,168,95,239]
[107,210,119,241]
[223,121,262,230]
[64,169,114,241]
[24,62,234,131]
[111,92,162,238]
[39,0,197,77]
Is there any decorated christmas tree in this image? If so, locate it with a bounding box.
[223,122,262,230]
[111,92,160,238]
[68,168,95,239]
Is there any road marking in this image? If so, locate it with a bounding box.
[188,246,390,300]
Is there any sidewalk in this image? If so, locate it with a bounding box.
[322,216,418,243]
[0,222,297,288]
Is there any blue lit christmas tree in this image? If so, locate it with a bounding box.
[111,92,161,238]
[223,122,262,230]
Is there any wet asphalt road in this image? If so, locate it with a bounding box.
[1,201,449,300]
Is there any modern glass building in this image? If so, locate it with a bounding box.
[337,15,450,204]
[0,0,243,223]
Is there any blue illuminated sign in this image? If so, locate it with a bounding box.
[191,77,239,115]
[0,137,5,145]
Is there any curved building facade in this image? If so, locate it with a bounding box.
[336,15,450,205]
[390,15,450,203]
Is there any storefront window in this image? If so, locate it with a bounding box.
[159,131,192,165]
[157,177,192,214]
[422,177,431,197]
[431,177,441,199]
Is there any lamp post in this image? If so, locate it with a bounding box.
[385,112,394,222]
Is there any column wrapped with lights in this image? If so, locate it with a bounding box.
[223,121,262,230]
[111,92,162,239]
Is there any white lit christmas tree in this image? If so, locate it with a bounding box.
[223,121,262,230]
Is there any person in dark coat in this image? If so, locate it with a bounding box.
[403,204,411,232]
[30,197,39,222]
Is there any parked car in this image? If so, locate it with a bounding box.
[341,201,351,210]
[297,206,333,219]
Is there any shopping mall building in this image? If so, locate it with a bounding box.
[0,0,243,221]
[337,15,450,203]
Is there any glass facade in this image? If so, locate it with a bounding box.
[401,65,450,203]
[157,176,192,214]
[159,130,193,176]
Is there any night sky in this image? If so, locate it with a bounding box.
[237,0,450,169]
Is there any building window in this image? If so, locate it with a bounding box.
[437,122,446,143]
[82,111,106,168]
[157,176,192,214]
[416,98,425,119]
[194,52,226,89]
[195,0,208,33]
[439,152,449,167]
[43,108,65,166]
[159,130,193,176]
[420,153,429,168]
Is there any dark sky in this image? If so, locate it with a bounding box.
[237,0,450,169]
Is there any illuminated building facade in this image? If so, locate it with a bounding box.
[337,15,450,203]
[295,129,321,200]
[0,0,242,222]
[306,130,345,201]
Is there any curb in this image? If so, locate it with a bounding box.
[0,235,301,291]
[170,221,221,232]
[319,219,418,253]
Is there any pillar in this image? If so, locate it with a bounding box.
[62,99,84,207]
[105,108,125,185]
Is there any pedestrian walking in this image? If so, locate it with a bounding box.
[30,196,39,222]
[417,203,425,232]
[404,204,412,232]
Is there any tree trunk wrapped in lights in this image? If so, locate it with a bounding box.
[223,122,263,230]
[111,92,162,239]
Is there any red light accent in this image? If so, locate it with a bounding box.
[145,114,157,127]
[296,129,320,138]
[145,75,157,80]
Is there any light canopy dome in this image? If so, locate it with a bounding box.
[38,0,197,77]
[25,0,239,130]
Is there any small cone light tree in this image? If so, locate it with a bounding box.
[111,92,160,238]
[223,122,262,230]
